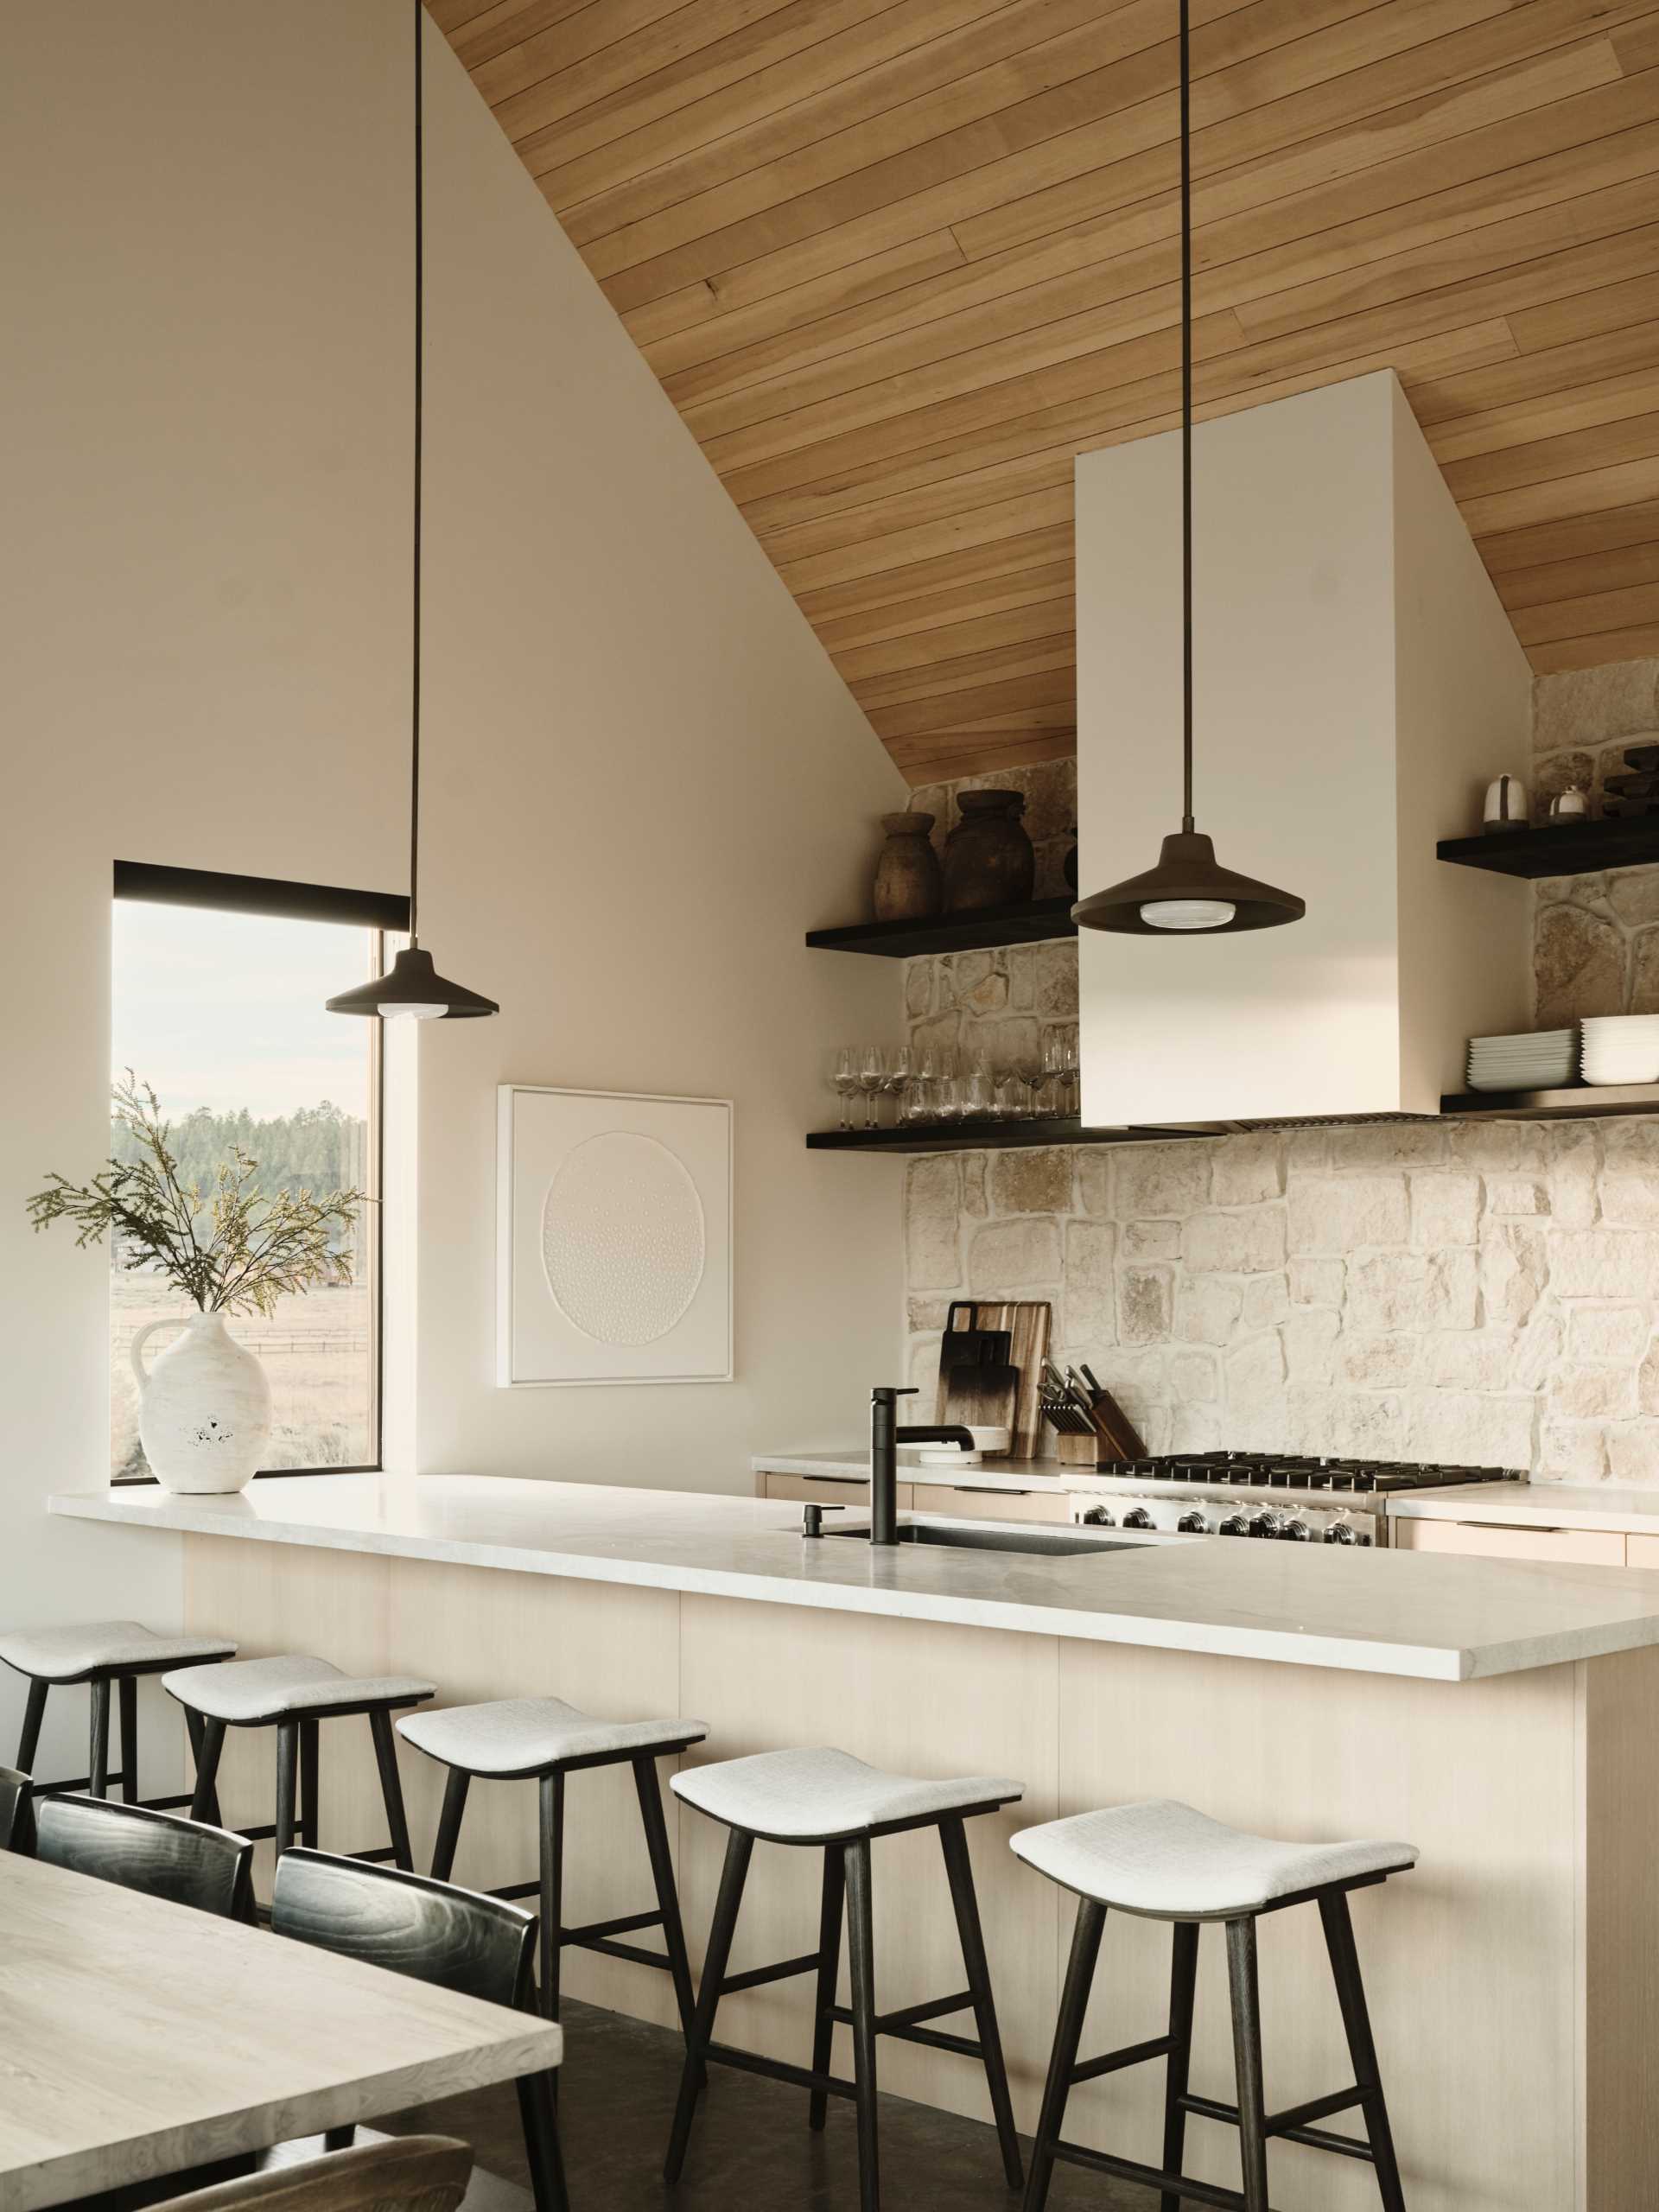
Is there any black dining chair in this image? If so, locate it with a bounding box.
[0,1764,32,1852]
[34,1794,256,1921]
[270,1849,567,2212]
[147,2135,474,2212]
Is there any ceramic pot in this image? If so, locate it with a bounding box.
[130,1309,271,1493]
[873,811,943,922]
[943,790,1035,912]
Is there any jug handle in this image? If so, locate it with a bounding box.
[130,1316,182,1398]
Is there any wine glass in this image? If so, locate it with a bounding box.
[884,1043,913,1122]
[1061,1025,1081,1116]
[1040,1030,1067,1117]
[858,1045,887,1130]
[833,1046,859,1130]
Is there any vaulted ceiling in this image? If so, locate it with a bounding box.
[435,0,1659,783]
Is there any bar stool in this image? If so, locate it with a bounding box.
[664,1745,1025,2212]
[1013,1797,1417,2212]
[1,1620,237,1805]
[397,1696,706,2034]
[164,1655,435,1868]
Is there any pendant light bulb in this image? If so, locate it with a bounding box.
[1141,899,1236,931]
[1071,0,1303,944]
[327,1,498,1023]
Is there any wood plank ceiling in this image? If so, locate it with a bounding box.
[435,0,1659,783]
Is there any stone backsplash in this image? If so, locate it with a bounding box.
[900,660,1659,1482]
[905,1121,1659,1483]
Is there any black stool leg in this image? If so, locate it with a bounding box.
[184,1710,222,1825]
[1160,1920,1199,2212]
[369,1709,414,1872]
[1320,1889,1407,2212]
[844,1836,880,2212]
[632,1754,696,2042]
[538,1770,565,2024]
[1225,1916,1270,2212]
[939,1816,1022,2189]
[88,1678,111,1798]
[430,1766,470,1882]
[274,1721,300,1859]
[299,1720,320,1848]
[1024,1898,1104,2212]
[16,1678,48,1775]
[517,2069,570,2212]
[189,1717,226,1822]
[664,1827,753,2183]
[118,1676,139,1803]
[809,1845,845,2131]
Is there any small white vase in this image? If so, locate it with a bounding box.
[130,1310,272,1493]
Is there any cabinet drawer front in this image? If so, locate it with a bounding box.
[1396,1518,1625,1567]
[1625,1532,1659,1571]
[910,1483,1070,1524]
[763,1471,868,1503]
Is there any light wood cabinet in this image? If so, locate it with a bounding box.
[1394,1518,1626,1567]
[1624,1532,1659,1571]
[759,1471,912,1510]
[909,1483,1071,1524]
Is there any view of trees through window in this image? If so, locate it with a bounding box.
[111,899,383,1479]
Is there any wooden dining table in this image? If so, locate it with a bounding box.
[0,1851,563,2210]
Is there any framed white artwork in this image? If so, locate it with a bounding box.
[497,1085,734,1388]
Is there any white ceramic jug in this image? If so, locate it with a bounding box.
[130,1310,271,1492]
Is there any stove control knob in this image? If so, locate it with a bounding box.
[1122,1508,1155,1530]
[1281,1519,1312,1542]
[1217,1514,1249,1536]
[1248,1513,1278,1540]
[1324,1522,1357,1545]
[1082,1506,1116,1527]
[1176,1511,1208,1534]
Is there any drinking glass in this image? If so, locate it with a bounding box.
[1040,1030,1067,1117]
[963,1056,995,1118]
[936,1072,963,1121]
[833,1046,859,1130]
[1061,1026,1081,1116]
[906,1046,938,1121]
[995,1073,1026,1120]
[858,1045,887,1130]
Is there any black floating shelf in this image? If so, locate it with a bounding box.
[805,897,1077,958]
[807,1117,1211,1154]
[1442,1083,1659,1121]
[1437,819,1659,880]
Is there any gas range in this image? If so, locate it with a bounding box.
[1066,1451,1523,1548]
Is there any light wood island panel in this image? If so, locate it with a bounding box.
[180,1529,1659,2212]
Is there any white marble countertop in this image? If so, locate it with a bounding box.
[753,1450,1081,1491]
[1387,1483,1659,1532]
[48,1473,1659,1683]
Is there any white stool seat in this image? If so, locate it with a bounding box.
[162,1654,435,1723]
[0,1620,236,1682]
[672,1746,1020,1841]
[398,1696,707,1777]
[1012,1799,1418,1920]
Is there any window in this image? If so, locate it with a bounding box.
[109,866,405,1482]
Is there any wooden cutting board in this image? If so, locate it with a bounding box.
[936,1300,1051,1459]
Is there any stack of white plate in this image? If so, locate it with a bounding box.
[1466,1030,1576,1092]
[1581,1015,1659,1086]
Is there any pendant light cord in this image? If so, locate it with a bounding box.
[1179,0,1194,836]
[409,0,424,947]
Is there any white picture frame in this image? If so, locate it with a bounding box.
[496,1084,734,1388]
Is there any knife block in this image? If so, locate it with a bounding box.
[1052,1433,1102,1467]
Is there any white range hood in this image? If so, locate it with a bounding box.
[1076,370,1532,1128]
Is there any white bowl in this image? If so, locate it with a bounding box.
[966,1425,1012,1454]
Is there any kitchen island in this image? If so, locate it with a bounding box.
[51,1474,1659,2212]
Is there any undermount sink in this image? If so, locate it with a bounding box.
[828,1521,1138,1558]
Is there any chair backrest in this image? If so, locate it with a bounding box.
[34,1795,255,1920]
[270,1847,536,2009]
[0,1766,32,1853]
[144,2134,472,2212]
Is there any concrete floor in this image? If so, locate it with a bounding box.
[379,1995,1156,2212]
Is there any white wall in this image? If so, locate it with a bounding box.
[0,3,906,1773]
[1075,371,1530,1126]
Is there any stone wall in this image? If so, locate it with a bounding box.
[905,1120,1659,1482]
[901,660,1659,1483]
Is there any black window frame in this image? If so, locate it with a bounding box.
[111,861,410,1483]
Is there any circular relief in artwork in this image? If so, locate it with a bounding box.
[541,1131,707,1346]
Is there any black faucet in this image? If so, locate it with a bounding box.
[870,1387,974,1546]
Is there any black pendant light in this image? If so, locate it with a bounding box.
[1071,0,1304,938]
[329,2,499,1020]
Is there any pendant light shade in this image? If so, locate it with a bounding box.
[326,945,498,1020]
[329,1,497,1021]
[1072,0,1303,942]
